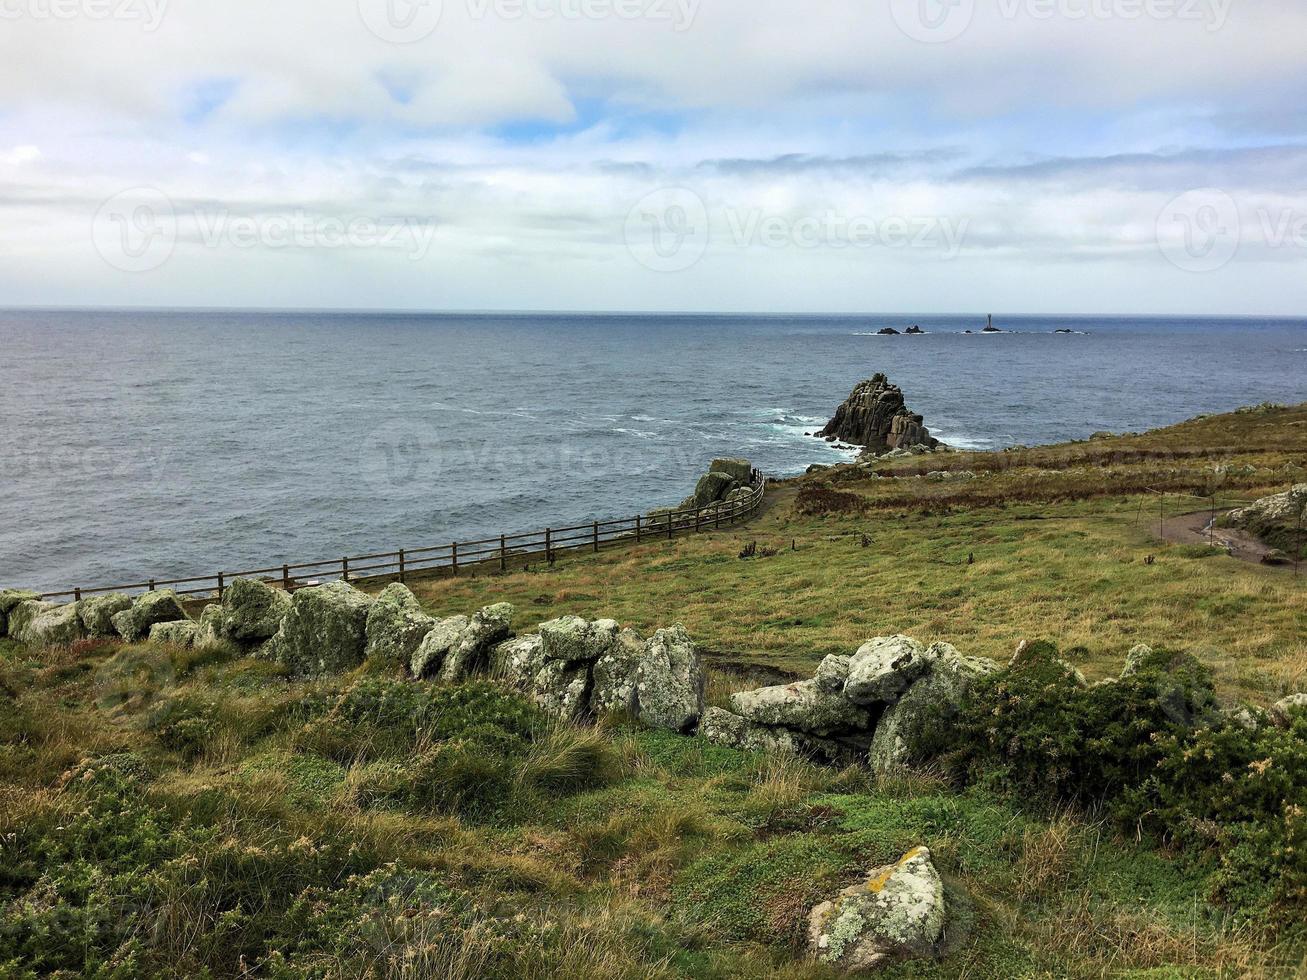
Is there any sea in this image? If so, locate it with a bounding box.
[2,310,1305,593]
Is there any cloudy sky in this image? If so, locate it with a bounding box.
[1,0,1305,313]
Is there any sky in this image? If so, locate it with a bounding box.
[1,0,1305,314]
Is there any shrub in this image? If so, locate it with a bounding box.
[794,486,868,516]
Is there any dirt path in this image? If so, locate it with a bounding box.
[1159,508,1301,572]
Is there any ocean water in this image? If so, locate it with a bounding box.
[2,310,1305,593]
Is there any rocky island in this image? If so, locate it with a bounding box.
[817,373,939,455]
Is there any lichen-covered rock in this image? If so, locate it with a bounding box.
[844,636,936,705]
[409,615,470,679]
[869,644,999,774]
[79,594,133,639]
[709,457,752,484]
[0,589,41,638]
[590,627,646,716]
[489,634,546,690]
[807,846,945,971]
[1270,693,1307,728]
[1224,705,1264,731]
[13,601,86,648]
[532,659,592,720]
[1121,643,1153,678]
[699,706,805,755]
[634,624,705,732]
[539,615,619,663]
[364,583,435,665]
[265,582,372,677]
[691,471,736,507]
[148,620,199,648]
[730,679,870,736]
[438,602,515,682]
[1222,484,1307,557]
[6,600,52,643]
[218,577,292,642]
[111,590,189,643]
[815,654,851,693]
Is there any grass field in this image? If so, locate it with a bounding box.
[2,403,1305,978]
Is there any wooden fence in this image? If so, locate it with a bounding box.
[37,476,767,602]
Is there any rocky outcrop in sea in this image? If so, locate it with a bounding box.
[817,374,938,455]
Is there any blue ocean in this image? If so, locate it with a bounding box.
[2,310,1305,593]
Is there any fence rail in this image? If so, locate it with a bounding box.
[37,476,768,602]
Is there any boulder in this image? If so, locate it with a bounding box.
[148,620,199,648]
[818,374,938,454]
[709,458,752,484]
[730,679,870,736]
[532,659,592,721]
[844,636,936,705]
[13,601,86,648]
[590,627,647,716]
[815,653,851,693]
[409,615,470,679]
[691,471,736,507]
[364,583,436,665]
[1270,693,1307,728]
[265,582,372,677]
[79,594,133,639]
[1222,485,1307,558]
[699,706,806,755]
[111,590,189,643]
[0,589,41,638]
[438,602,514,682]
[869,644,999,774]
[217,578,292,642]
[539,615,620,664]
[877,327,900,335]
[1120,643,1152,678]
[489,634,546,690]
[807,846,945,971]
[633,624,705,732]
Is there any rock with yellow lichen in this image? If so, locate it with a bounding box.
[807,846,945,972]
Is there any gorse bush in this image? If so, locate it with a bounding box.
[930,640,1307,932]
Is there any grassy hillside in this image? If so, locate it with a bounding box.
[2,403,1305,978]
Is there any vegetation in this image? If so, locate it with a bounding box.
[2,404,1305,977]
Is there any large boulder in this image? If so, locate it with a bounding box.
[1222,484,1307,558]
[12,601,86,648]
[5,599,52,643]
[709,458,752,484]
[364,583,435,665]
[807,846,945,971]
[730,679,870,736]
[539,615,619,663]
[409,615,470,679]
[633,624,705,732]
[438,602,514,682]
[532,660,592,721]
[844,636,936,705]
[148,620,199,649]
[217,578,292,643]
[265,582,372,677]
[110,591,189,643]
[79,594,133,639]
[590,627,647,716]
[489,634,546,690]
[869,644,999,774]
[690,471,736,507]
[699,706,807,755]
[0,589,41,638]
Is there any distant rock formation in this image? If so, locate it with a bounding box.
[877,327,900,335]
[817,374,938,455]
[904,325,924,334]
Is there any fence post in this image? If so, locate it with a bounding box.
[667,513,673,539]
[282,564,290,591]
[74,587,82,602]
[593,521,599,553]
[398,549,406,584]
[451,542,458,577]
[545,528,552,563]
[217,572,224,600]
[342,557,350,583]
[148,579,155,592]
[500,534,507,572]
[636,514,642,543]
[715,502,721,529]
[1158,494,1164,539]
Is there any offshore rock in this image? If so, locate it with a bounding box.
[818,374,938,455]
